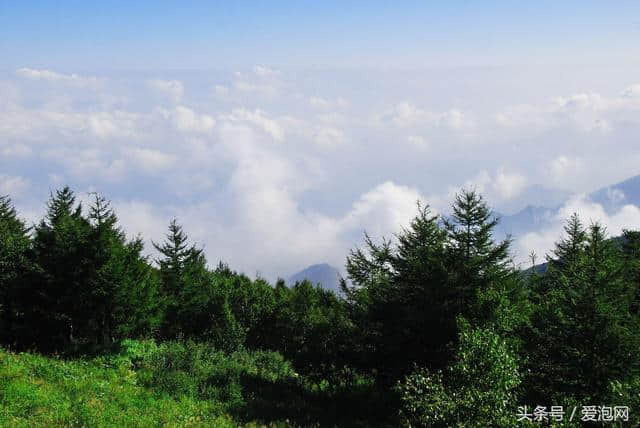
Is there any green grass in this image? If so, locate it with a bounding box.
[0,342,397,427]
[0,347,236,427]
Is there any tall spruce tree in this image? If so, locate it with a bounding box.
[526,219,640,404]
[25,188,162,351]
[0,196,32,346]
[343,192,525,381]
[622,229,640,314]
[153,220,219,341]
[443,190,516,322]
[30,187,92,350]
[84,194,162,345]
[343,204,453,379]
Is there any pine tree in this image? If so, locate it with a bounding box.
[25,188,162,351]
[153,219,215,341]
[343,203,453,378]
[549,213,587,268]
[443,190,514,319]
[622,229,640,314]
[30,187,92,350]
[0,196,32,346]
[526,219,639,405]
[84,193,162,345]
[386,204,450,372]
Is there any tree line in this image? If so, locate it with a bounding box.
[1,186,639,426]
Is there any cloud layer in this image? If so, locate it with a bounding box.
[2,66,640,279]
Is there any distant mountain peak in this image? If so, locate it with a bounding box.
[495,173,640,241]
[288,263,341,292]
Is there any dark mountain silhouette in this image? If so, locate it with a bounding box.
[288,263,341,292]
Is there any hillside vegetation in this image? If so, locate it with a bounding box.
[0,344,233,427]
[1,187,640,426]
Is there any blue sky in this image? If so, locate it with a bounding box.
[2,1,640,70]
[1,2,640,279]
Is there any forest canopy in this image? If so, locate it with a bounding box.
[1,187,639,426]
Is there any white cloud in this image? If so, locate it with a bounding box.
[378,102,474,133]
[516,195,640,265]
[253,65,280,77]
[126,148,175,172]
[450,169,527,203]
[87,111,139,139]
[340,181,425,239]
[113,200,169,246]
[0,107,138,141]
[213,84,230,96]
[1,144,32,158]
[224,108,284,141]
[15,68,100,87]
[42,147,127,182]
[407,135,428,149]
[0,175,29,197]
[147,79,184,101]
[309,96,349,110]
[622,84,640,98]
[495,85,640,135]
[312,126,345,147]
[549,156,584,185]
[4,68,640,280]
[494,170,527,200]
[234,80,278,96]
[162,106,215,133]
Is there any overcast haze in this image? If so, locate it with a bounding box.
[2,1,640,279]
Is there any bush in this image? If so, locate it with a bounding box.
[397,323,521,427]
[119,339,158,367]
[608,377,640,425]
[136,341,295,414]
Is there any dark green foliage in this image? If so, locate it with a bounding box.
[255,279,355,385]
[153,219,210,340]
[83,194,163,345]
[525,217,640,406]
[397,322,521,427]
[443,190,524,331]
[9,188,161,352]
[28,187,94,350]
[2,185,640,426]
[342,191,524,381]
[137,341,294,409]
[622,229,640,314]
[153,222,251,351]
[343,205,451,378]
[0,196,32,347]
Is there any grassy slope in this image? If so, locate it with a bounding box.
[0,348,236,427]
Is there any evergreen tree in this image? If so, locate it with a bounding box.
[30,187,92,350]
[84,194,162,345]
[621,229,640,314]
[154,220,227,343]
[22,188,162,351]
[526,219,640,404]
[443,190,517,326]
[0,196,32,346]
[343,204,452,379]
[343,192,525,381]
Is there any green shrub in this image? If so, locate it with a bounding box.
[137,341,296,415]
[119,339,158,367]
[397,324,521,427]
[608,377,640,425]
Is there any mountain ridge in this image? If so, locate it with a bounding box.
[287,263,342,292]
